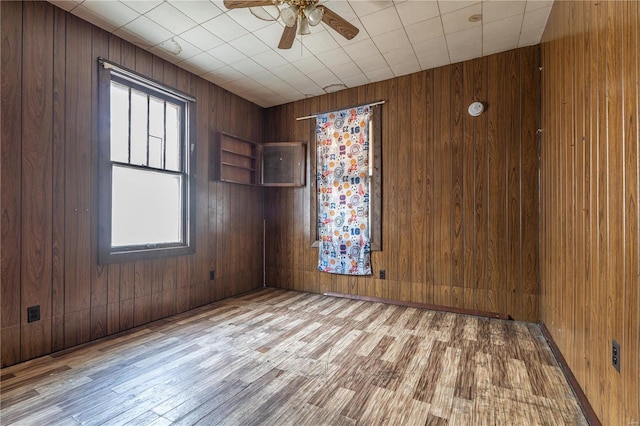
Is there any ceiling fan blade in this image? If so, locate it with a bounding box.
[278,23,297,49]
[320,6,359,40]
[223,0,275,10]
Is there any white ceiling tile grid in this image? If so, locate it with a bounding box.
[50,0,554,108]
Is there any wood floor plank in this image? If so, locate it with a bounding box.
[0,288,587,425]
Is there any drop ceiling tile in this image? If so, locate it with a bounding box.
[252,50,290,69]
[356,53,389,71]
[395,0,440,27]
[330,61,364,79]
[228,33,271,57]
[277,45,314,62]
[483,14,522,42]
[441,3,482,34]
[372,28,411,54]
[300,30,341,55]
[382,45,416,65]
[114,16,173,48]
[307,68,342,87]
[525,0,554,13]
[265,81,298,96]
[180,26,225,51]
[445,26,482,52]
[390,58,421,76]
[340,73,370,88]
[483,36,518,56]
[289,75,322,92]
[317,48,353,68]
[365,66,394,81]
[148,45,181,63]
[225,77,264,93]
[122,0,162,15]
[348,1,394,17]
[417,50,450,69]
[178,51,225,74]
[202,65,245,85]
[342,38,380,60]
[145,2,197,35]
[271,63,306,80]
[521,5,552,33]
[208,43,247,64]
[482,0,526,23]
[291,55,327,74]
[405,16,445,44]
[437,0,479,15]
[201,13,249,42]
[449,44,482,63]
[229,57,267,76]
[411,35,448,57]
[518,25,546,47]
[168,1,223,24]
[73,1,139,32]
[156,36,201,61]
[359,7,403,37]
[251,70,283,86]
[298,84,325,97]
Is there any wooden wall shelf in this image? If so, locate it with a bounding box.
[213,132,305,187]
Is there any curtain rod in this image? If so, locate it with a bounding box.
[295,100,386,121]
[98,57,197,102]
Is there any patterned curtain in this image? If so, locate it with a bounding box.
[316,105,372,275]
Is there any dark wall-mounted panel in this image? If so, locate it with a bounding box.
[261,143,305,187]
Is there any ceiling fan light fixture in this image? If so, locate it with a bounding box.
[298,17,310,35]
[281,5,298,27]
[305,5,324,26]
[250,5,280,21]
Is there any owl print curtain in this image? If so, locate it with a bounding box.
[316,105,372,275]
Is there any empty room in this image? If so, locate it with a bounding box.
[1,0,638,424]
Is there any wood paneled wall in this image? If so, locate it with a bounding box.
[0,1,264,367]
[263,46,540,322]
[540,1,639,425]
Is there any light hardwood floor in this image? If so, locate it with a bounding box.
[0,288,587,425]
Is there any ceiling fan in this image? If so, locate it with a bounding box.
[223,0,359,49]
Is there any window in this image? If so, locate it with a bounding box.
[310,104,382,251]
[98,58,195,264]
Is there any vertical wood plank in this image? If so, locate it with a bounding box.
[622,2,639,424]
[486,52,507,315]
[51,4,67,353]
[63,14,92,348]
[520,47,540,322]
[397,75,412,301]
[21,1,54,360]
[410,71,427,304]
[462,60,476,311]
[506,49,521,320]
[90,26,109,341]
[1,0,23,367]
[450,63,464,308]
[473,57,488,313]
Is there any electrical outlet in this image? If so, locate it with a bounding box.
[379,270,386,279]
[209,270,215,280]
[27,306,40,323]
[612,340,620,372]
